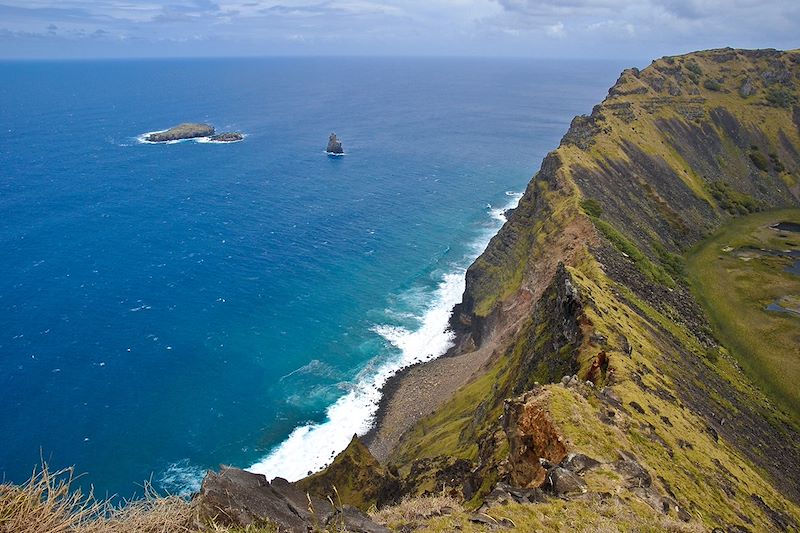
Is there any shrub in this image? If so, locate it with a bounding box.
[765,87,797,108]
[703,79,721,91]
[769,153,785,172]
[707,181,761,215]
[685,61,703,76]
[749,150,769,171]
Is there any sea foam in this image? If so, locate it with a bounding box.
[247,190,523,482]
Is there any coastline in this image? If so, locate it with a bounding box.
[362,341,495,462]
[248,193,522,481]
[363,195,524,463]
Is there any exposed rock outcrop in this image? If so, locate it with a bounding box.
[193,466,389,533]
[327,132,344,154]
[502,391,567,488]
[146,123,214,142]
[209,132,243,142]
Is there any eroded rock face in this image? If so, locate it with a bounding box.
[512,262,584,394]
[502,390,568,488]
[194,466,389,533]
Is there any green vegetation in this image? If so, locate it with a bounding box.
[685,61,702,76]
[652,241,686,281]
[297,436,396,510]
[592,218,675,287]
[749,148,770,171]
[579,197,603,218]
[369,494,703,532]
[766,86,797,107]
[707,181,761,214]
[686,209,800,416]
[769,152,786,172]
[703,79,721,91]
[579,196,679,287]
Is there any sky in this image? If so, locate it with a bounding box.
[0,0,798,60]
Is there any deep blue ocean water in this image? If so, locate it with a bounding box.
[0,57,626,498]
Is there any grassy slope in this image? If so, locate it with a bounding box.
[687,209,800,414]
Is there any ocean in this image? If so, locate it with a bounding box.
[0,57,626,498]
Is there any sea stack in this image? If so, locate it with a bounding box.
[326,132,344,154]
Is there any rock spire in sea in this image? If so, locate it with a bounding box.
[326,133,344,154]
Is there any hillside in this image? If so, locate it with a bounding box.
[3,48,800,533]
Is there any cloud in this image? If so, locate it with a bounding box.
[0,0,797,58]
[545,20,565,37]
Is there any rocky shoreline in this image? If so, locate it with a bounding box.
[363,340,495,462]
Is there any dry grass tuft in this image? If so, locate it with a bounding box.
[0,464,101,532]
[369,495,463,527]
[0,463,193,533]
[96,488,194,533]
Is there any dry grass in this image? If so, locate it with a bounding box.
[369,495,463,528]
[0,464,193,533]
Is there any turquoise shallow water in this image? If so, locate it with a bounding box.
[0,57,626,497]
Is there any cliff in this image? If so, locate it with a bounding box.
[374,47,800,531]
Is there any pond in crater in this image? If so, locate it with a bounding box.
[766,296,800,317]
[772,221,800,233]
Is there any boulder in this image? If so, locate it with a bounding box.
[613,455,652,488]
[194,467,310,530]
[484,482,545,507]
[502,391,568,488]
[545,467,587,496]
[561,453,601,474]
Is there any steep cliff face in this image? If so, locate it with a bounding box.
[387,48,800,532]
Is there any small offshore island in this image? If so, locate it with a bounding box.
[326,132,344,154]
[145,123,244,143]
